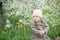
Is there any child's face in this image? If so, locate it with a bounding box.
[33,16,41,22]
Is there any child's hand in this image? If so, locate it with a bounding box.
[39,30,46,36]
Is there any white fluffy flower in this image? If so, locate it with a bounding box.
[6,19,10,24]
[5,24,10,28]
[15,11,20,16]
[19,19,23,23]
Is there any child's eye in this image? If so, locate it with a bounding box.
[36,16,38,17]
[33,16,38,17]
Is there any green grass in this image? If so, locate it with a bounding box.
[0,25,31,40]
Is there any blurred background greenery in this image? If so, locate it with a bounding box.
[0,0,60,40]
